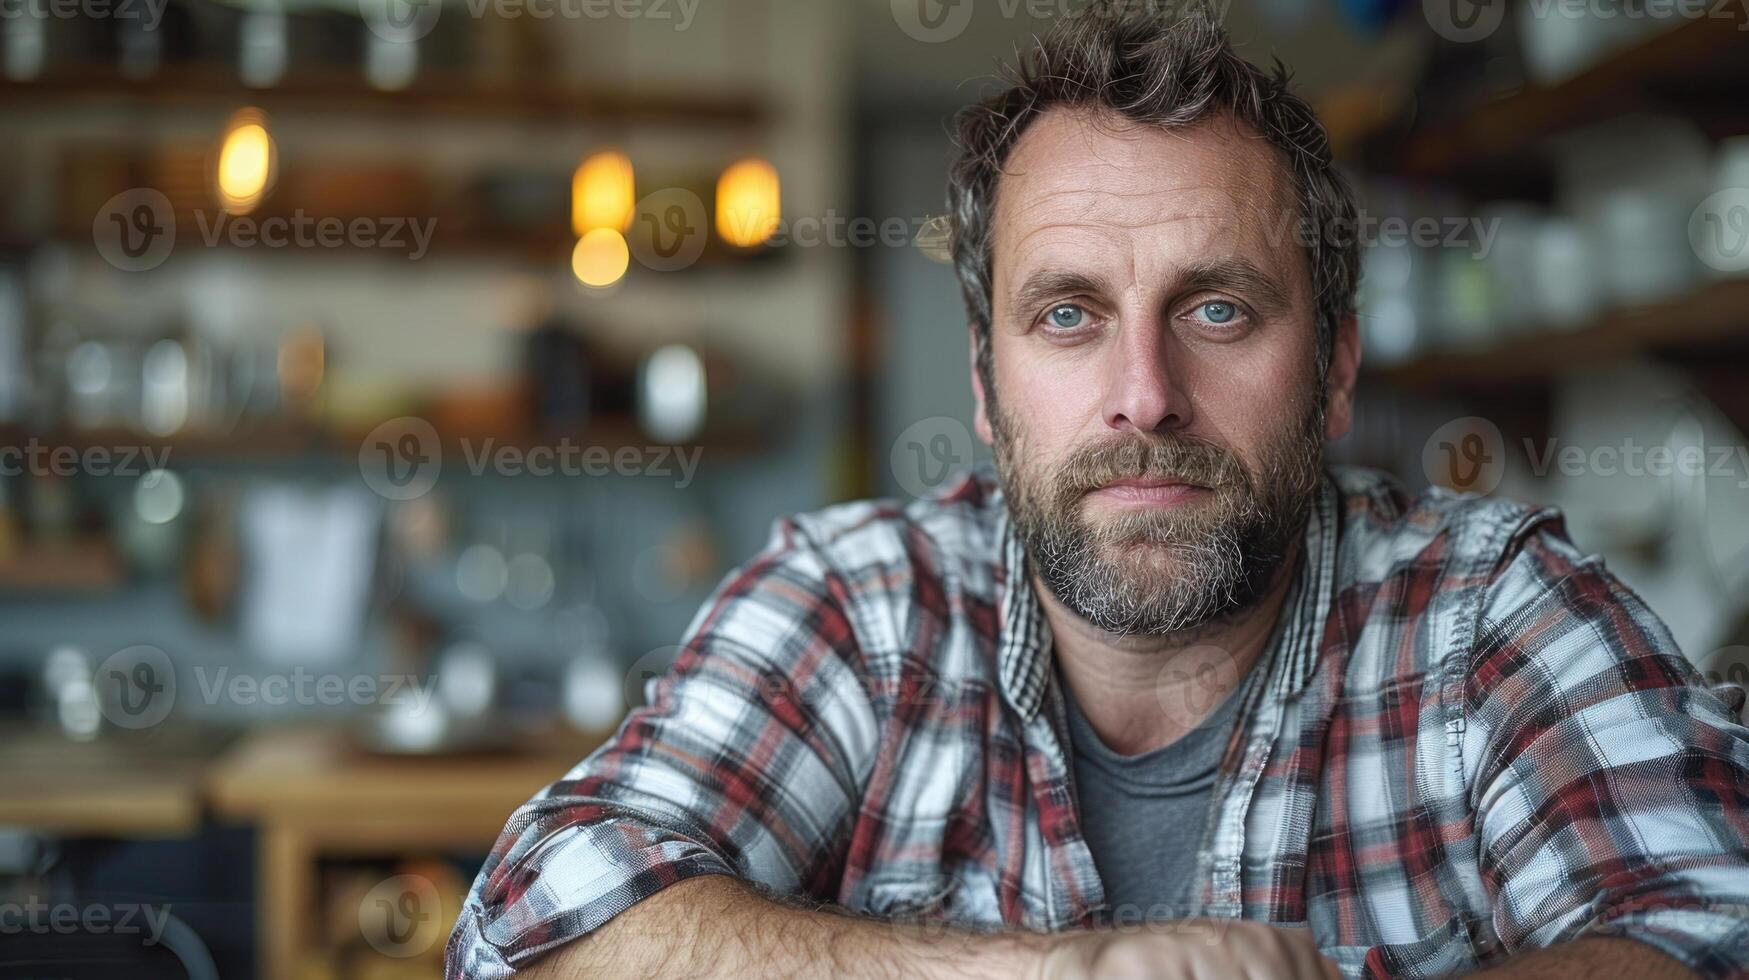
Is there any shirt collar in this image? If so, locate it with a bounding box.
[994,471,1339,722]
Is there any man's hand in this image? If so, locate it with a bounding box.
[1035,919,1343,980]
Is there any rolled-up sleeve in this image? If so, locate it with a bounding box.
[446,517,881,978]
[1463,521,1749,978]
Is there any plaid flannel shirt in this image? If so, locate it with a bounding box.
[447,465,1749,978]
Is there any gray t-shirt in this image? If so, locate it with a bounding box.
[1061,666,1253,924]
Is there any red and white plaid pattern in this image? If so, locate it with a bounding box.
[447,466,1749,978]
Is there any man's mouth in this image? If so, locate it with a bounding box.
[1083,476,1211,507]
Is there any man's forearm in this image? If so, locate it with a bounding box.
[1474,937,1696,979]
[517,874,1046,980]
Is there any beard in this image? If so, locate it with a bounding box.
[990,383,1327,638]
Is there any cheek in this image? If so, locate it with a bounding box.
[994,341,1106,451]
[1184,344,1316,457]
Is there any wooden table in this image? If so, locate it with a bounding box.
[0,722,605,979]
[206,725,607,980]
[0,724,215,836]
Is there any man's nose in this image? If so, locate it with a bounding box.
[1102,318,1193,435]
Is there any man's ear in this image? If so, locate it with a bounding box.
[969,326,995,445]
[1323,312,1363,442]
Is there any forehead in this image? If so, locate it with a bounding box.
[991,107,1302,292]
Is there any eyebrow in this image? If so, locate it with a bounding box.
[1004,257,1297,325]
[1006,270,1115,322]
[1174,257,1294,317]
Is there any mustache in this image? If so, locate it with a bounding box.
[1053,434,1246,497]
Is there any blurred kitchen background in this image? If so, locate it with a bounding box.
[0,0,1746,976]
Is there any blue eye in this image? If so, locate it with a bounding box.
[1047,305,1086,329]
[1198,301,1237,324]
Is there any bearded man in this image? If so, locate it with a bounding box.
[447,4,1749,977]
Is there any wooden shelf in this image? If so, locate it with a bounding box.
[0,63,767,126]
[0,536,125,592]
[1367,279,1749,388]
[1380,10,1749,187]
[2,422,332,460]
[0,416,756,463]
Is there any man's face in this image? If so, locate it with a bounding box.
[976,108,1350,636]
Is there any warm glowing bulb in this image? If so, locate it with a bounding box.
[572,150,636,236]
[217,109,275,215]
[715,158,780,248]
[572,228,629,287]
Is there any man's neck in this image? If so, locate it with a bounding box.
[1038,545,1300,756]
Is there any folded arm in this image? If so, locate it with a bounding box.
[512,875,1043,980]
[1465,523,1749,979]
